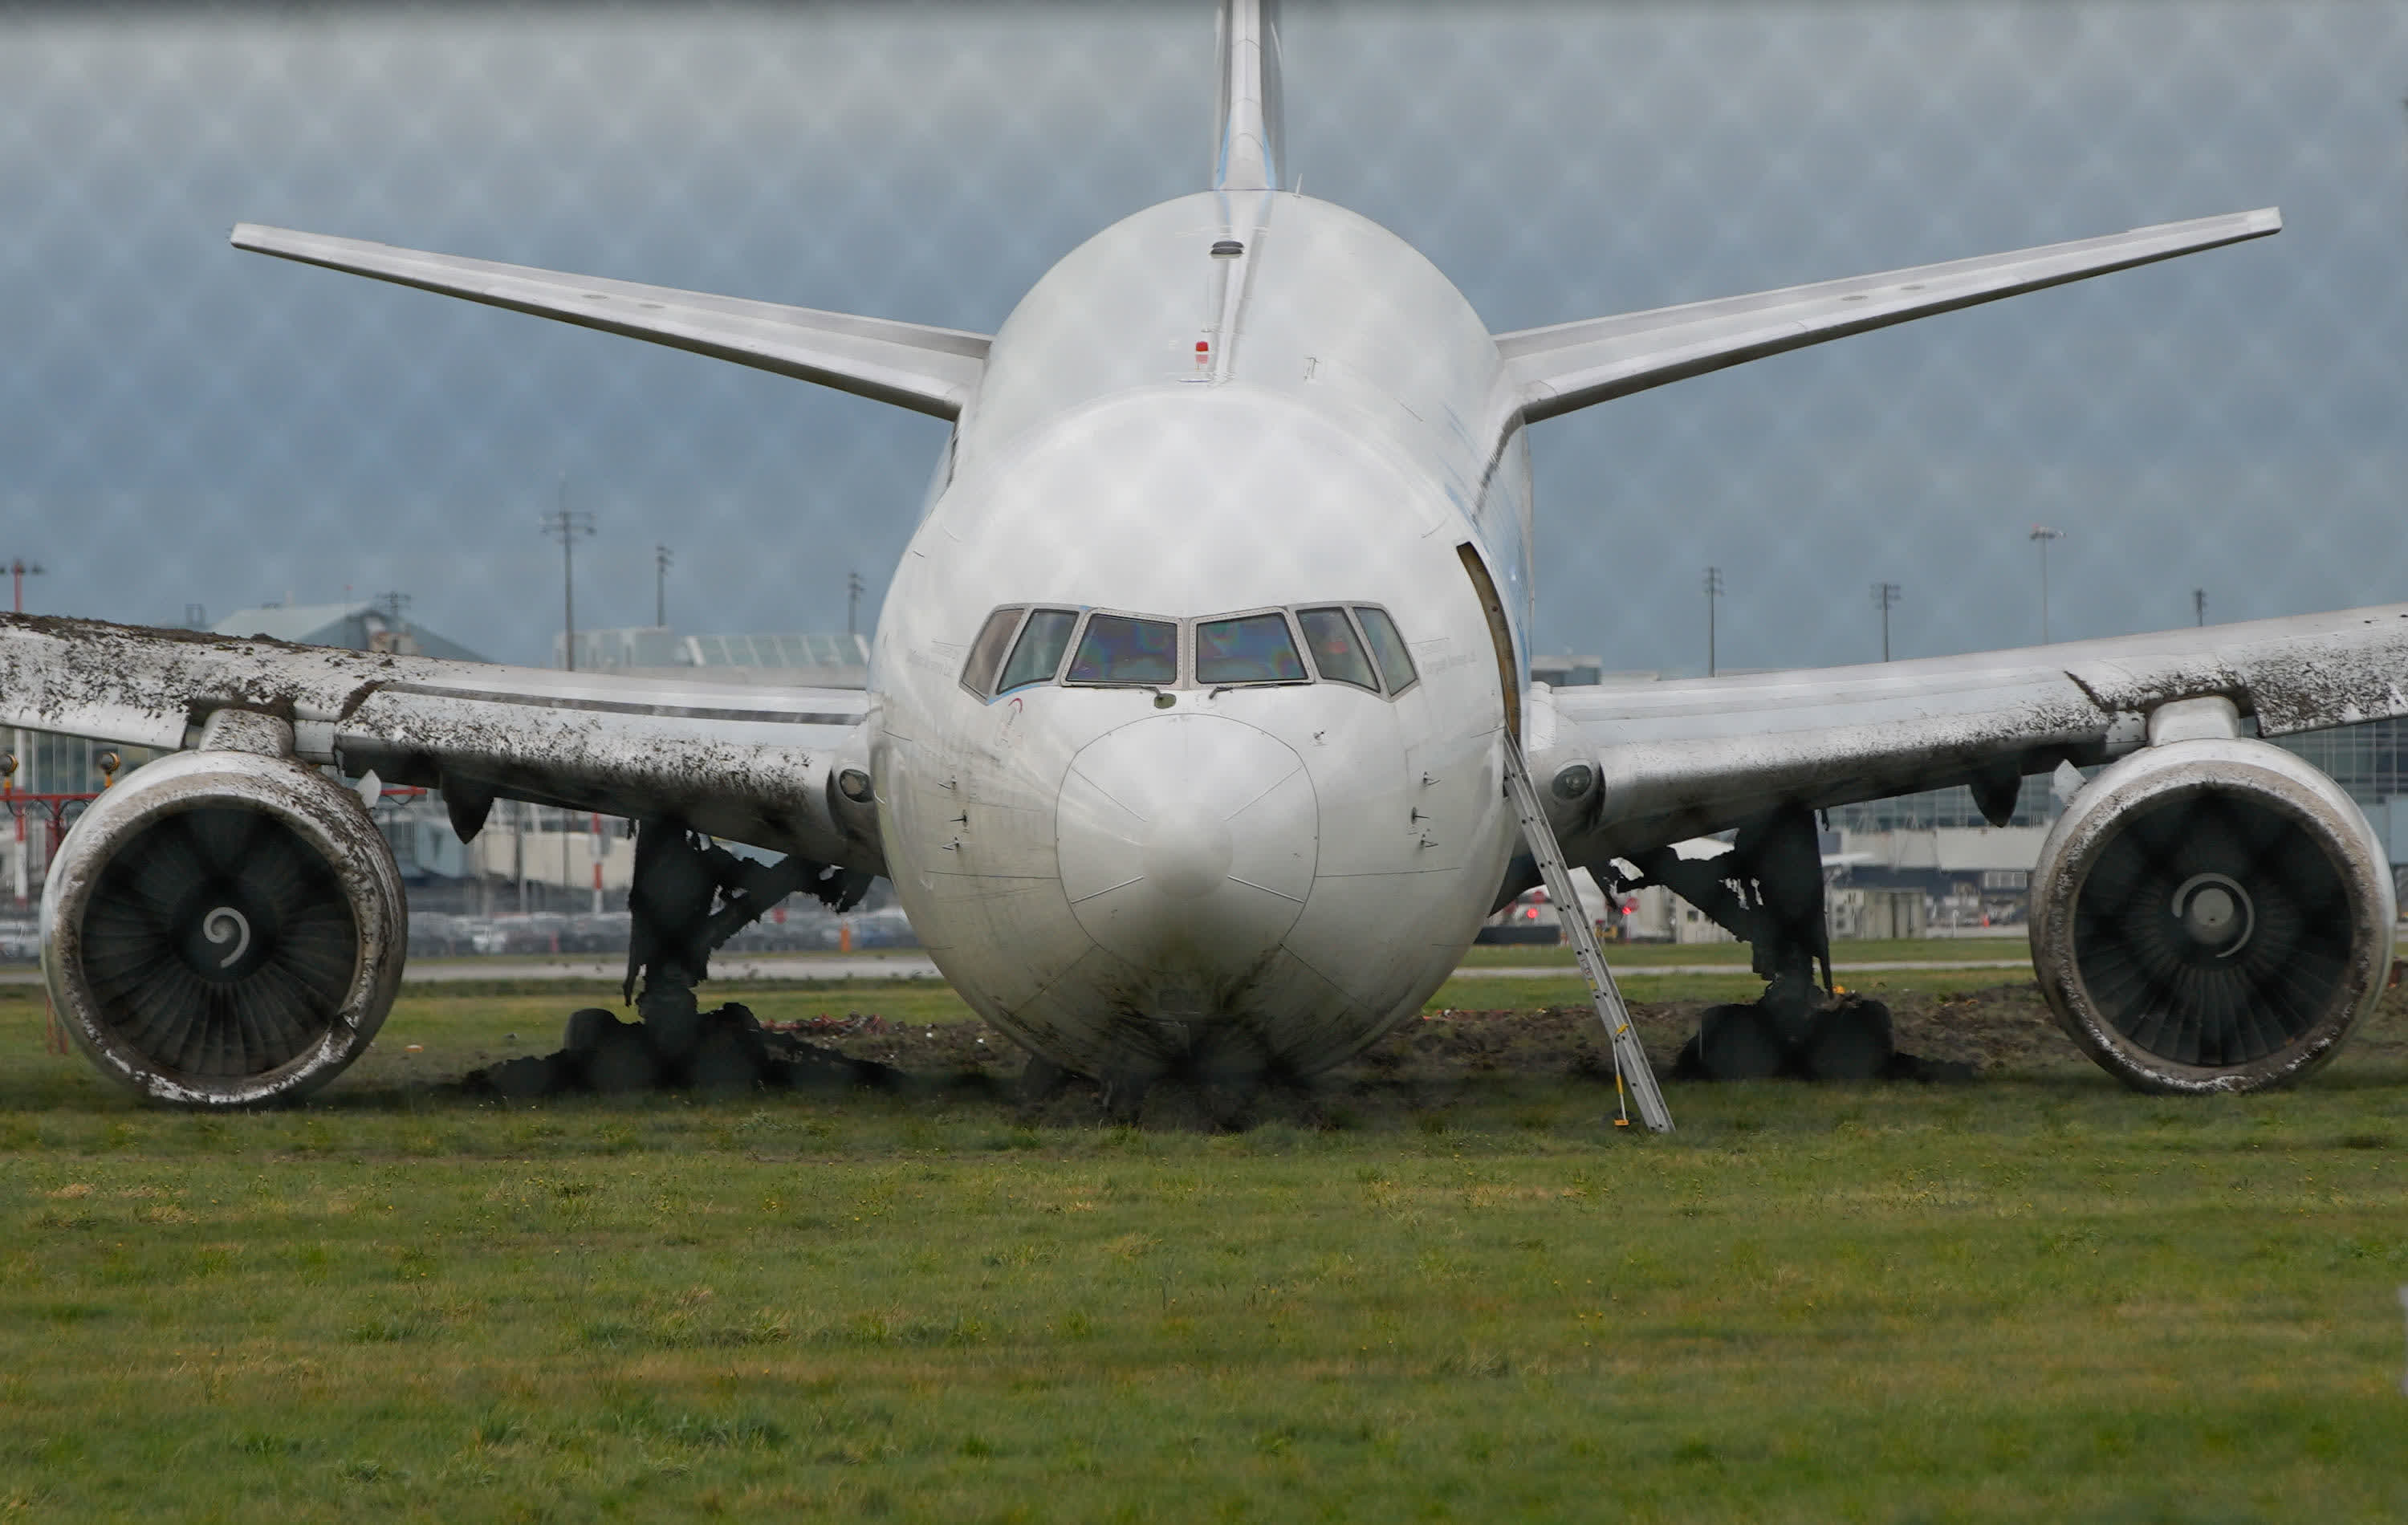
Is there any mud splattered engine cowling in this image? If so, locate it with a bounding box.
[40,743,405,1107]
[2030,735,2395,1095]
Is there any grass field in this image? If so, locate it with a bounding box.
[6,965,2408,1523]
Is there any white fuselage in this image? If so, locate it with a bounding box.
[870,191,1535,1082]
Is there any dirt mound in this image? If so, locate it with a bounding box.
[1366,984,2075,1084]
[459,1002,925,1100]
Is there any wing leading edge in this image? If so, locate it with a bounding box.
[1500,209,2279,423]
[230,224,988,420]
[1542,604,2408,862]
[0,615,877,869]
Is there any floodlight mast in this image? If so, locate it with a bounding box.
[1703,565,1725,676]
[1870,581,1902,661]
[2029,526,2064,642]
[6,559,43,614]
[541,476,596,671]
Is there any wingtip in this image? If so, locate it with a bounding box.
[2131,207,2282,242]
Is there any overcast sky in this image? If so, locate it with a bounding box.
[2,2,2402,671]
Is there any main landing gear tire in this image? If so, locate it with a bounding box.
[1689,1003,1786,1080]
[1799,999,1895,1081]
[1675,998,1898,1082]
[578,1017,661,1095]
[687,1018,774,1096]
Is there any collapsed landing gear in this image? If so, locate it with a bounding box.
[1613,805,1901,1082]
[1684,995,1896,1082]
[622,819,867,1055]
[481,820,873,1099]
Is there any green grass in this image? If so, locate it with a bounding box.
[6,978,2408,1522]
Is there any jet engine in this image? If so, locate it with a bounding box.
[41,743,405,1106]
[2030,733,2394,1094]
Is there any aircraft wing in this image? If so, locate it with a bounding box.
[230,224,989,420]
[0,615,877,868]
[1542,604,2408,862]
[1499,209,2279,423]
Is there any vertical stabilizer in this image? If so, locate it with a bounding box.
[1213,0,1283,192]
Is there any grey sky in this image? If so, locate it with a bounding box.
[2,2,2402,672]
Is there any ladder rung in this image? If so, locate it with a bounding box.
[1499,732,1673,1133]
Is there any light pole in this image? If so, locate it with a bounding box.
[539,477,595,670]
[846,570,867,640]
[1703,565,1724,677]
[2029,526,2064,643]
[654,544,673,628]
[2194,588,2207,627]
[1870,581,1902,661]
[6,559,43,614]
[369,591,412,655]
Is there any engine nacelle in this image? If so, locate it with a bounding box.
[41,746,406,1106]
[2031,735,2394,1094]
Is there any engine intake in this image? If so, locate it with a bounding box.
[2030,736,2394,1094]
[41,747,405,1106]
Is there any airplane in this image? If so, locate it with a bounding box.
[3,0,2399,1118]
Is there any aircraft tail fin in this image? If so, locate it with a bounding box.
[1213,0,1283,192]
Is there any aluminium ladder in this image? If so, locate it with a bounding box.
[1499,732,1674,1133]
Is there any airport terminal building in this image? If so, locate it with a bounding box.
[1811,719,2408,929]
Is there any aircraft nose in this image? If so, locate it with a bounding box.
[1056,714,1317,970]
[1141,801,1235,900]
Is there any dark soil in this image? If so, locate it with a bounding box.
[458,980,2408,1128]
[771,982,2100,1128]
[795,984,2079,1088]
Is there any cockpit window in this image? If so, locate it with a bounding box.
[961,605,1025,698]
[1067,613,1179,685]
[966,602,1411,698]
[1354,606,1418,695]
[1298,607,1379,691]
[1195,612,1307,685]
[997,608,1077,693]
